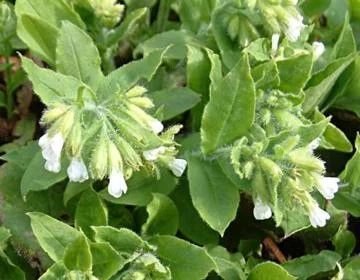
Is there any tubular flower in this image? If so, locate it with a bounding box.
[67,157,89,183]
[169,159,187,177]
[149,119,164,134]
[39,132,64,173]
[253,197,272,220]
[308,202,330,228]
[316,177,340,200]
[108,170,128,198]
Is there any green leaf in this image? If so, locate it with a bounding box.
[313,110,352,152]
[150,87,200,120]
[332,14,356,59]
[332,55,360,117]
[93,226,145,255]
[134,30,206,60]
[333,134,360,216]
[22,57,83,105]
[0,141,39,170]
[150,235,215,280]
[282,251,341,279]
[64,181,92,205]
[248,262,296,280]
[187,45,211,130]
[207,246,246,280]
[201,51,255,154]
[171,183,219,245]
[277,54,313,94]
[97,48,167,101]
[90,242,126,280]
[63,234,92,272]
[300,0,331,17]
[0,256,26,280]
[17,14,58,64]
[105,8,148,46]
[75,189,108,238]
[343,258,360,280]
[15,0,84,28]
[332,226,356,257]
[187,154,240,235]
[244,38,270,61]
[56,21,104,90]
[27,212,81,262]
[251,60,280,90]
[303,53,356,114]
[38,263,69,280]
[142,193,179,236]
[178,0,213,33]
[20,151,67,198]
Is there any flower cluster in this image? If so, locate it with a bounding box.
[231,88,339,228]
[38,86,186,199]
[87,0,125,28]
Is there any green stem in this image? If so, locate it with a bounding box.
[5,56,13,119]
[154,0,172,33]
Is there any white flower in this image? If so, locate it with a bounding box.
[67,158,89,183]
[283,14,304,42]
[317,177,340,199]
[108,170,128,198]
[169,159,187,177]
[44,160,61,173]
[271,33,280,55]
[312,41,325,60]
[253,197,272,220]
[309,202,330,228]
[143,146,166,161]
[149,119,164,134]
[39,132,64,173]
[309,138,321,150]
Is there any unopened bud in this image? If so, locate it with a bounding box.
[41,105,68,124]
[125,86,147,97]
[259,157,283,185]
[288,148,325,172]
[90,136,108,179]
[244,161,255,179]
[129,97,154,109]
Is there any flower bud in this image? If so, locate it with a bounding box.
[41,105,68,124]
[66,120,83,157]
[289,148,325,172]
[90,137,108,179]
[108,141,123,172]
[125,86,147,97]
[129,97,154,109]
[244,161,255,179]
[259,157,283,185]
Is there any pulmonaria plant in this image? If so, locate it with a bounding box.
[22,21,186,199]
